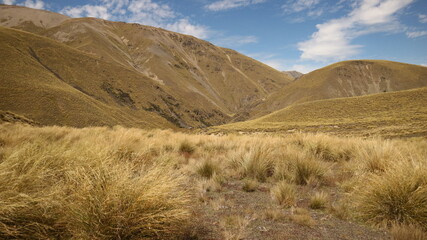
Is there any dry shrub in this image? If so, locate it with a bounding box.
[352,162,427,230]
[271,181,296,208]
[390,224,427,240]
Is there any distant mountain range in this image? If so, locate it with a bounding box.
[283,71,303,79]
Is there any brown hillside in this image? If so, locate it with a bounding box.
[250,60,427,118]
[283,70,303,79]
[0,26,179,128]
[0,5,69,31]
[0,5,292,128]
[214,87,427,137]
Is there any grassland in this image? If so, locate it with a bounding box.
[249,60,427,118]
[1,123,426,239]
[216,87,427,138]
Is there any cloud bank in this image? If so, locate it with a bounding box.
[298,0,413,62]
[60,0,209,38]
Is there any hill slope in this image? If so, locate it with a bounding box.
[249,60,427,118]
[0,5,292,128]
[214,87,427,137]
[0,26,178,128]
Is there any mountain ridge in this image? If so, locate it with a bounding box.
[0,5,292,128]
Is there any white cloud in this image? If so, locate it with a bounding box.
[290,64,318,74]
[21,0,44,9]
[283,0,320,13]
[212,35,258,47]
[166,19,210,39]
[298,0,413,62]
[406,31,427,38]
[205,0,266,11]
[60,0,210,39]
[61,5,110,19]
[2,0,16,5]
[419,14,427,24]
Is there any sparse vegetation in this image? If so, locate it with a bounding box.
[309,191,329,209]
[271,181,296,207]
[290,208,316,227]
[242,178,259,192]
[0,123,425,239]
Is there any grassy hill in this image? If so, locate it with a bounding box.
[0,5,292,128]
[0,26,177,128]
[214,87,427,137]
[248,60,427,119]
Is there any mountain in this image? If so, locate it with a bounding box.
[0,26,176,128]
[0,5,292,128]
[249,60,427,118]
[283,71,303,79]
[213,87,427,137]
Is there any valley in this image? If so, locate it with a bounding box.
[1,4,427,240]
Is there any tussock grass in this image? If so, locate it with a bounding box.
[390,224,427,240]
[1,124,427,237]
[352,162,427,229]
[240,145,275,182]
[0,126,191,239]
[309,191,329,210]
[220,215,251,240]
[179,140,196,157]
[271,181,296,208]
[290,208,316,226]
[196,158,219,179]
[242,178,259,192]
[293,157,327,185]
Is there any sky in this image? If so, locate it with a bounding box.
[3,0,427,73]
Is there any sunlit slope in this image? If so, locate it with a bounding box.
[215,87,427,137]
[0,27,176,128]
[0,5,293,126]
[250,60,427,118]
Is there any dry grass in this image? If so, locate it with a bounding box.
[0,123,426,238]
[352,162,427,229]
[242,178,259,192]
[213,86,427,138]
[309,191,329,210]
[271,181,296,208]
[293,157,327,185]
[290,208,316,227]
[390,224,427,240]
[220,215,251,240]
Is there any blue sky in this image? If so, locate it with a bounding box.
[3,0,427,73]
